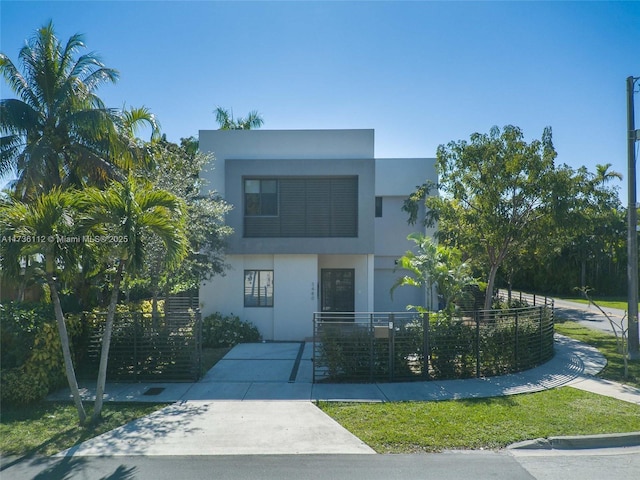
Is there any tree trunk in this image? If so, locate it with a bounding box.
[151,289,159,329]
[93,261,124,423]
[484,263,499,310]
[47,274,87,425]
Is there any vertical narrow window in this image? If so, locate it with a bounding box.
[244,179,278,216]
[375,196,383,217]
[244,270,274,307]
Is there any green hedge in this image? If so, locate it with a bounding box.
[202,312,262,348]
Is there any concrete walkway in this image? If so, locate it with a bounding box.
[552,297,629,336]
[50,333,640,457]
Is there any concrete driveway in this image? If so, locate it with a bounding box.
[51,333,640,457]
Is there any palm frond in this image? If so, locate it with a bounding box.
[0,54,40,110]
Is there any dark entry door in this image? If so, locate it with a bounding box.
[321,269,355,312]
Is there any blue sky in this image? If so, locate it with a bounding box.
[1,1,639,202]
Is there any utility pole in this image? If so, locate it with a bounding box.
[627,75,639,358]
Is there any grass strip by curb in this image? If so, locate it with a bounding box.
[318,388,640,453]
[0,401,168,457]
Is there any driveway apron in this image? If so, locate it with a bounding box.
[58,342,374,456]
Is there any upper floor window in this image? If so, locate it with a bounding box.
[375,197,383,217]
[245,179,278,216]
[244,176,358,238]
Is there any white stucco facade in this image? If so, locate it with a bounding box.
[199,129,436,341]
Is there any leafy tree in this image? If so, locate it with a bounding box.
[214,106,264,130]
[76,177,188,422]
[133,138,232,317]
[0,189,87,424]
[509,163,625,295]
[405,125,561,309]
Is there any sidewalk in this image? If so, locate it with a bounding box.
[50,334,640,457]
[49,334,615,405]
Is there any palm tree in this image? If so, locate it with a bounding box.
[595,163,623,186]
[76,177,188,422]
[0,22,120,198]
[0,188,88,424]
[0,22,159,199]
[214,106,264,130]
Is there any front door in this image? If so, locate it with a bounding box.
[321,269,355,313]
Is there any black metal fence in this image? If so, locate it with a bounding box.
[82,309,202,382]
[313,303,554,383]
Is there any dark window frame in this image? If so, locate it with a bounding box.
[244,269,274,307]
[244,179,279,217]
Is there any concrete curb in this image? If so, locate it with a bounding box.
[508,432,640,450]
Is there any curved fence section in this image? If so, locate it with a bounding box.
[312,305,554,383]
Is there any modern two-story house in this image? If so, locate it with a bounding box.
[198,129,437,341]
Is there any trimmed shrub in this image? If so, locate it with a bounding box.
[0,366,49,405]
[0,302,84,405]
[202,312,261,348]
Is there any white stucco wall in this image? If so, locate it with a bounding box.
[200,254,319,341]
[375,158,436,196]
[272,255,318,340]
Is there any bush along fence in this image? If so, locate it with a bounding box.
[82,308,202,382]
[312,302,554,383]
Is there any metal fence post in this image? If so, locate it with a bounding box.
[422,312,429,378]
[389,313,395,381]
[196,309,202,381]
[133,312,138,383]
[369,313,374,383]
[475,311,481,378]
[313,314,317,384]
[514,310,519,369]
[539,306,544,361]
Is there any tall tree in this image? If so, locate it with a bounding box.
[0,22,121,199]
[214,106,264,130]
[76,177,188,422]
[0,189,87,424]
[405,125,561,309]
[135,138,232,309]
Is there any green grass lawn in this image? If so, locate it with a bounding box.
[1,346,231,458]
[0,402,168,456]
[318,388,640,453]
[319,318,640,454]
[558,296,634,311]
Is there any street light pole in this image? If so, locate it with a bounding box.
[627,75,639,358]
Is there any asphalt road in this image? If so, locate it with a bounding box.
[3,449,640,480]
[552,297,629,335]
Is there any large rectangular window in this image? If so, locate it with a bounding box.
[244,270,274,307]
[245,179,278,216]
[244,176,358,237]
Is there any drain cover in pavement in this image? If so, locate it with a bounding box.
[143,387,165,396]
